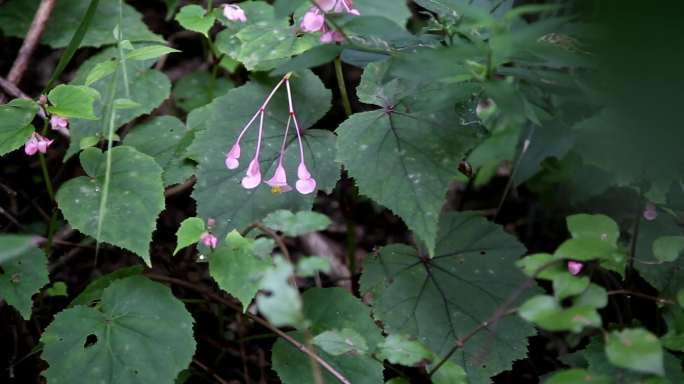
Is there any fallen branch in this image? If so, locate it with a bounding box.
[7,0,57,85]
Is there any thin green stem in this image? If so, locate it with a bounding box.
[334,56,352,116]
[37,154,54,201]
[117,0,130,98]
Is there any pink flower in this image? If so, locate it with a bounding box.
[301,8,325,32]
[315,0,337,12]
[201,232,218,249]
[207,218,216,227]
[296,162,317,194]
[242,158,262,189]
[266,163,292,193]
[333,0,359,15]
[50,115,70,136]
[643,202,657,221]
[225,143,241,170]
[567,261,583,275]
[320,30,344,44]
[24,133,53,156]
[223,4,247,23]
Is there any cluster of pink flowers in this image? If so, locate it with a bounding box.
[24,114,70,156]
[225,73,316,195]
[201,218,219,249]
[301,0,360,43]
[223,3,247,23]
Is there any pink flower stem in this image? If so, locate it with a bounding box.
[235,76,288,143]
[285,79,306,163]
[277,115,292,165]
[255,110,265,159]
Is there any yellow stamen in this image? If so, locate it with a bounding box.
[271,186,283,194]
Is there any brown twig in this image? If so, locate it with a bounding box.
[145,273,352,384]
[192,358,231,384]
[253,222,291,262]
[7,0,57,86]
[164,176,196,198]
[607,290,675,305]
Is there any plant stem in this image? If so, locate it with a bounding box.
[334,56,352,116]
[117,0,130,98]
[38,154,54,201]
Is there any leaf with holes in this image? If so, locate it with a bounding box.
[188,70,338,240]
[337,62,480,255]
[0,236,49,319]
[272,288,384,384]
[56,146,165,265]
[123,116,195,186]
[359,212,535,384]
[0,0,163,48]
[0,98,38,157]
[40,276,195,384]
[66,48,172,160]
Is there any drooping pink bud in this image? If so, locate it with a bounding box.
[223,4,247,23]
[50,115,70,136]
[241,158,262,189]
[567,261,583,276]
[225,143,241,170]
[201,232,218,249]
[315,0,337,12]
[643,202,657,221]
[265,163,292,194]
[320,30,344,44]
[24,133,52,156]
[301,8,325,32]
[207,218,216,227]
[295,162,317,194]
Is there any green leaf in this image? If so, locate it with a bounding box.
[173,218,205,255]
[605,328,664,376]
[113,98,141,110]
[377,334,433,366]
[47,85,100,119]
[41,276,195,383]
[296,256,331,277]
[518,295,601,333]
[652,236,684,262]
[79,136,100,149]
[126,45,181,61]
[313,328,369,356]
[46,282,69,297]
[566,214,620,245]
[209,230,271,311]
[233,21,319,70]
[56,146,165,265]
[516,253,565,280]
[262,210,332,236]
[574,283,608,309]
[359,212,534,384]
[635,213,684,298]
[338,62,479,255]
[0,0,163,48]
[122,116,195,186]
[172,70,234,113]
[85,59,118,86]
[0,238,49,319]
[175,5,215,37]
[432,361,468,384]
[0,98,38,156]
[188,70,338,240]
[69,265,144,307]
[66,48,172,160]
[552,274,590,301]
[545,369,611,384]
[255,257,304,327]
[678,289,684,308]
[271,44,344,75]
[353,0,412,27]
[272,288,384,384]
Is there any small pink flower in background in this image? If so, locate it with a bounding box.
[320,30,344,44]
[301,8,325,32]
[201,232,218,249]
[223,4,247,23]
[24,133,53,156]
[225,143,241,169]
[50,115,70,136]
[242,158,262,189]
[207,218,216,227]
[643,202,657,221]
[315,0,337,12]
[567,261,583,275]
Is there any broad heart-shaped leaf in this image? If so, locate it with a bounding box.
[605,328,664,376]
[40,276,195,384]
[653,236,684,262]
[0,98,38,156]
[0,235,41,264]
[173,218,205,256]
[66,48,172,160]
[518,295,601,333]
[339,62,480,255]
[0,237,48,319]
[272,288,384,384]
[175,5,215,37]
[172,70,234,113]
[359,212,535,384]
[234,21,320,71]
[635,212,684,298]
[262,210,331,237]
[0,0,163,48]
[209,231,271,311]
[47,85,100,120]
[377,334,433,366]
[188,70,338,241]
[123,116,195,186]
[56,146,164,265]
[69,265,144,307]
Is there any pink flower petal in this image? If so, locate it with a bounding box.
[241,159,262,189]
[315,0,337,12]
[24,136,38,156]
[296,177,317,195]
[297,162,312,180]
[643,203,657,221]
[223,4,247,22]
[301,9,325,32]
[201,233,218,249]
[225,156,239,170]
[567,261,583,275]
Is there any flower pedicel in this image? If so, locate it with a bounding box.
[224,73,316,195]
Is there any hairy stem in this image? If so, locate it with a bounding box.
[334,56,352,116]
